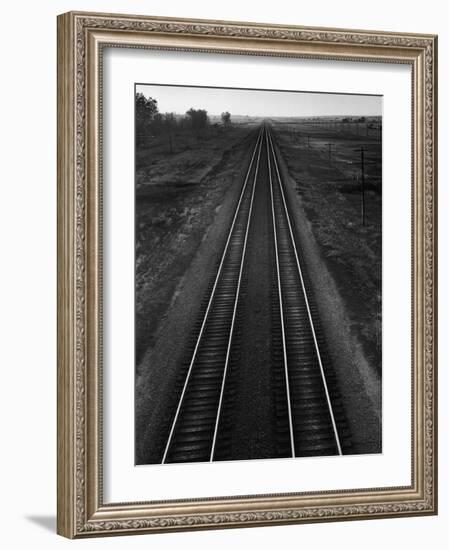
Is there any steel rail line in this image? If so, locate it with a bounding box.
[161,127,264,463]
[266,129,296,458]
[209,129,264,460]
[266,127,343,456]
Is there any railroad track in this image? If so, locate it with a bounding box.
[161,125,350,464]
[266,128,351,457]
[161,127,264,463]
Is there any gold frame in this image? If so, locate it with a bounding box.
[57,11,438,538]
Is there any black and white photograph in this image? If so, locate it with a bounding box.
[134,83,382,465]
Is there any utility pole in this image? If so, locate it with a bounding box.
[360,146,366,226]
[327,143,333,165]
[353,145,377,226]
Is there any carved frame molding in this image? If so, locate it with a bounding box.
[57,11,437,538]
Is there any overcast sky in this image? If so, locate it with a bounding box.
[136,83,382,118]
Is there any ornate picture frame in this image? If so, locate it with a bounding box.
[57,11,437,538]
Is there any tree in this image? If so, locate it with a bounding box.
[164,113,177,153]
[135,93,158,121]
[186,108,209,132]
[221,111,231,126]
[151,113,164,135]
[164,112,177,130]
[135,93,159,145]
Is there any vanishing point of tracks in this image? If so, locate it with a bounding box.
[161,125,351,464]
